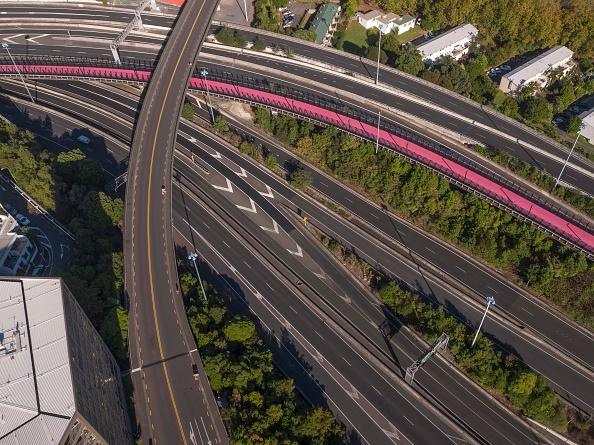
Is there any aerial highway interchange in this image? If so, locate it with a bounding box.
[1,3,594,445]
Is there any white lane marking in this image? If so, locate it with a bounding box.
[212,178,233,192]
[403,416,414,426]
[344,197,353,203]
[222,241,230,248]
[426,247,435,254]
[237,198,257,213]
[370,213,379,219]
[487,286,499,294]
[342,357,352,366]
[372,385,381,395]
[289,305,298,314]
[266,282,274,290]
[520,307,534,316]
[315,330,324,340]
[319,181,328,187]
[455,266,466,273]
[287,244,303,257]
[202,222,210,229]
[261,220,280,234]
[235,167,247,177]
[243,261,252,269]
[259,184,274,198]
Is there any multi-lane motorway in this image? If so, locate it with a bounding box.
[0,80,556,445]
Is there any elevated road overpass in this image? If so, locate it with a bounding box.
[118,0,227,444]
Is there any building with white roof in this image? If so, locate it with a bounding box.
[356,10,415,35]
[0,211,35,276]
[415,24,478,63]
[0,278,133,445]
[499,46,574,94]
[579,106,594,143]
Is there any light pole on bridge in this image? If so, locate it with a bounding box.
[555,123,587,187]
[471,296,495,347]
[2,42,35,104]
[200,68,216,125]
[188,252,207,301]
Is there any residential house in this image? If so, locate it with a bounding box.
[499,46,575,94]
[415,24,478,64]
[308,3,341,45]
[356,10,415,35]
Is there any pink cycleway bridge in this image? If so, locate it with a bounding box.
[1,63,593,255]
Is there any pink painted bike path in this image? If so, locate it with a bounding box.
[2,64,593,252]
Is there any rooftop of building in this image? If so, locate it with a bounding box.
[502,46,574,87]
[309,2,340,44]
[0,278,75,444]
[416,23,479,56]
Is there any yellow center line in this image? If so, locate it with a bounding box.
[145,1,208,443]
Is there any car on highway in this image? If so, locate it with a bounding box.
[15,214,30,226]
[77,135,92,145]
[192,364,199,380]
[162,185,166,195]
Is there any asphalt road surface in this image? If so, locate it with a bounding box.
[119,0,228,444]
[0,82,572,444]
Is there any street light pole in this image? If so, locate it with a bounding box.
[188,252,207,301]
[375,25,383,85]
[471,296,495,347]
[375,110,381,154]
[555,123,586,187]
[243,0,248,22]
[200,68,215,124]
[2,43,35,103]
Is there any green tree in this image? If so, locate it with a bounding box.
[437,56,472,95]
[292,29,317,42]
[522,96,553,122]
[392,44,425,76]
[252,37,267,51]
[498,96,520,118]
[299,407,343,444]
[56,149,104,187]
[420,70,441,84]
[342,0,359,19]
[364,45,388,64]
[567,115,583,133]
[216,27,235,46]
[265,153,279,170]
[288,168,313,190]
[224,319,256,342]
[181,102,194,120]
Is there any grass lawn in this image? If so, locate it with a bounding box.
[340,21,369,56]
[394,26,424,44]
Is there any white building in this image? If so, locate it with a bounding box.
[579,107,594,143]
[416,24,479,63]
[0,211,35,275]
[356,10,415,35]
[0,277,134,445]
[500,46,574,94]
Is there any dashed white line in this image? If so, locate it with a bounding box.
[222,241,230,248]
[455,265,466,273]
[403,416,414,425]
[289,305,298,314]
[243,261,252,269]
[370,213,379,219]
[315,330,324,340]
[344,197,353,203]
[426,247,435,254]
[266,282,274,290]
[202,222,210,229]
[487,286,499,294]
[372,385,382,395]
[342,356,352,366]
[520,306,534,316]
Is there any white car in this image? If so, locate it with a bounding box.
[15,214,30,226]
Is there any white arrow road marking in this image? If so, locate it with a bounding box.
[211,151,221,159]
[212,178,233,193]
[341,294,352,303]
[26,34,49,44]
[314,271,326,279]
[260,220,279,234]
[258,184,274,198]
[254,291,264,301]
[235,167,247,177]
[383,425,401,440]
[236,198,257,213]
[188,136,197,143]
[3,34,24,44]
[287,244,303,257]
[346,383,360,399]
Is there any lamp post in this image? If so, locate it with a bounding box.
[188,252,207,301]
[375,110,381,154]
[200,68,215,124]
[2,42,35,103]
[471,296,495,347]
[375,25,384,85]
[555,123,586,187]
[243,0,248,22]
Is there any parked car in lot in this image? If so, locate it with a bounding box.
[32,265,44,277]
[552,117,564,126]
[77,135,92,145]
[3,203,17,216]
[500,65,512,71]
[15,214,30,226]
